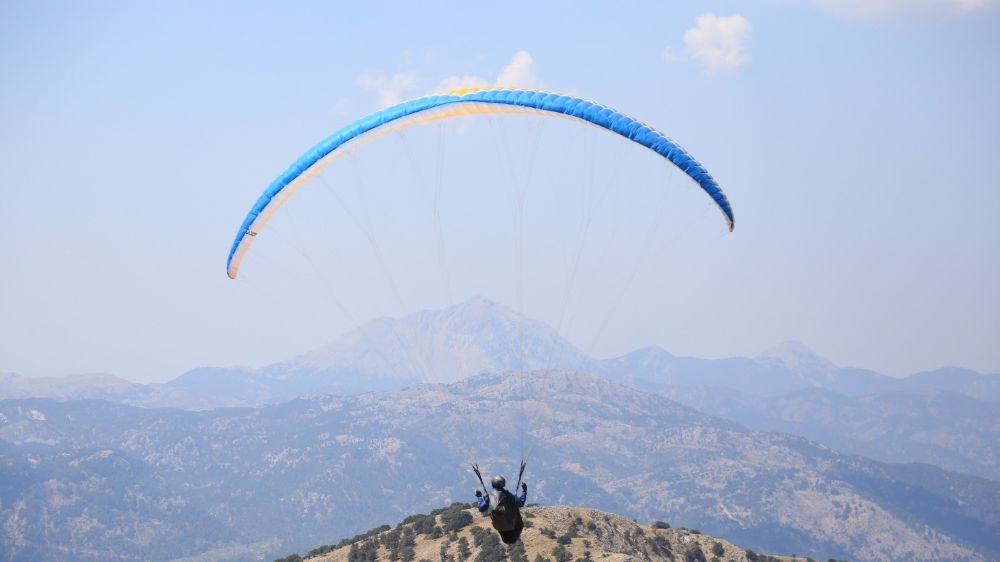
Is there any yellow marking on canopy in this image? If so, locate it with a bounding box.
[430,87,658,133]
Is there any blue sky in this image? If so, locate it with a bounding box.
[1,1,998,382]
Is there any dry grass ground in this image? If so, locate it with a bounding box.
[311,505,801,562]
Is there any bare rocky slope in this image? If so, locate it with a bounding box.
[7,299,999,482]
[2,371,996,562]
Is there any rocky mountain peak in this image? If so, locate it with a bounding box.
[285,296,595,383]
[757,341,831,369]
[443,294,522,320]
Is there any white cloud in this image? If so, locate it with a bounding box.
[435,74,491,92]
[495,50,541,88]
[356,72,417,108]
[817,0,992,19]
[667,13,751,74]
[433,50,543,93]
[362,51,545,107]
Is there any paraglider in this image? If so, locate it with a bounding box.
[225,88,736,539]
[473,462,528,544]
[225,87,735,280]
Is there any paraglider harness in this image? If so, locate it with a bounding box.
[473,460,526,539]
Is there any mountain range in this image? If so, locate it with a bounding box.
[2,371,998,562]
[6,297,998,407]
[4,297,998,481]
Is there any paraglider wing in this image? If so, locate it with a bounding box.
[226,88,735,279]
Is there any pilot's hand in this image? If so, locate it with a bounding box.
[521,483,528,492]
[475,489,483,497]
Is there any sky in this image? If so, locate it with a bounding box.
[1,0,998,382]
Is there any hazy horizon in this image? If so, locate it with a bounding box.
[4,295,994,384]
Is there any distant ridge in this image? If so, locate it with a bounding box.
[8,297,995,481]
[0,371,239,409]
[6,297,999,408]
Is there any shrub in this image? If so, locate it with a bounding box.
[440,509,473,533]
[474,532,506,562]
[647,535,671,556]
[456,536,471,559]
[470,526,489,547]
[348,541,378,562]
[551,545,572,562]
[407,513,436,535]
[307,544,334,557]
[380,528,401,550]
[507,540,528,562]
[684,545,707,562]
[393,529,416,562]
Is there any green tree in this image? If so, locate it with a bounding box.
[507,540,528,562]
[470,526,489,547]
[409,514,436,535]
[439,542,455,562]
[456,536,471,559]
[395,529,416,562]
[382,528,401,551]
[348,541,379,562]
[684,545,707,562]
[474,532,506,562]
[441,509,474,533]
